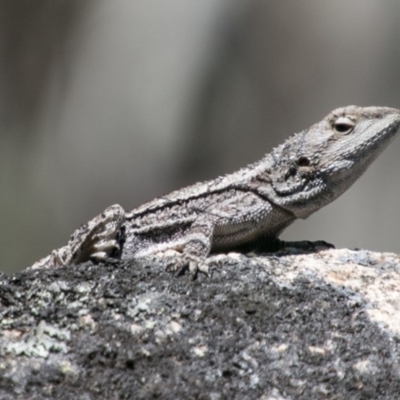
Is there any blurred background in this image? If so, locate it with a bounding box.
[2,0,400,274]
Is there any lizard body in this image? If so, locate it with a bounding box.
[31,106,400,273]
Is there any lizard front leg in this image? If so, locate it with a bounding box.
[126,217,215,275]
[166,219,214,275]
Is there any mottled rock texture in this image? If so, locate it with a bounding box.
[1,247,400,399]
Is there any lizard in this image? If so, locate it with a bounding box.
[30,106,400,274]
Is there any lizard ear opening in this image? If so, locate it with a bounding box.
[333,116,355,134]
[297,156,310,167]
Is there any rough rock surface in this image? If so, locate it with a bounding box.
[1,247,400,399]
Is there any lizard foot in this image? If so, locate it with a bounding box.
[30,204,126,269]
[165,255,210,277]
[281,240,335,251]
[72,204,126,263]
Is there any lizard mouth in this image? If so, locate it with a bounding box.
[345,118,400,162]
[319,117,400,175]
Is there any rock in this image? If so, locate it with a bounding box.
[1,247,400,399]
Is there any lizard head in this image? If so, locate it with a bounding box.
[268,106,400,218]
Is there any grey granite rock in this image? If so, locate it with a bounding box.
[1,247,400,399]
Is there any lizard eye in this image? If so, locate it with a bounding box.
[333,116,355,134]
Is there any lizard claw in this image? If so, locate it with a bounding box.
[166,256,210,278]
[190,261,210,276]
[91,239,121,261]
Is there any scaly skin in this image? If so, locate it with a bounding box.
[30,106,400,274]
